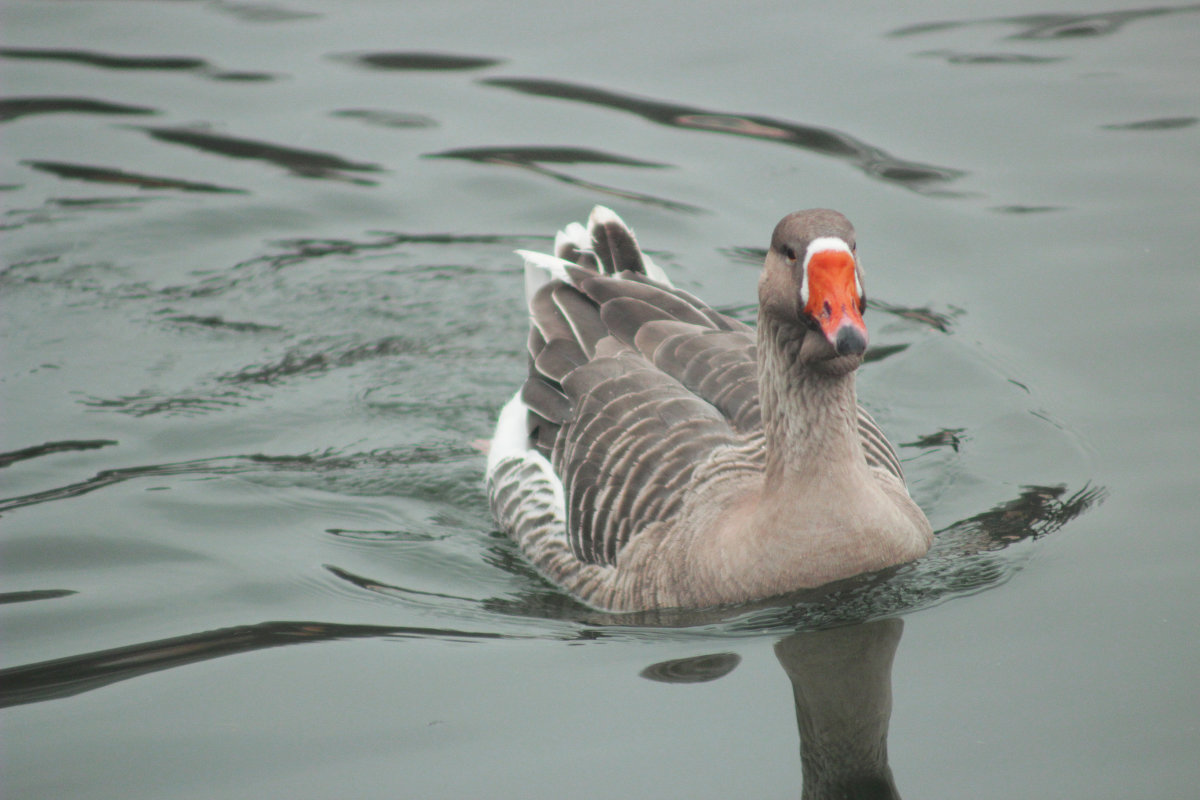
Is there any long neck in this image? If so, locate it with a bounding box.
[756,314,865,488]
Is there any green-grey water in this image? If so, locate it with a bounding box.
[3,2,1198,797]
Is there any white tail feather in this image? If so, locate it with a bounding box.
[521,208,674,304]
[554,222,590,259]
[641,254,672,287]
[587,206,674,287]
[486,391,566,516]
[487,391,531,475]
[518,250,575,305]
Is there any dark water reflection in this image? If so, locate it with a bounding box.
[22,160,246,193]
[335,51,504,71]
[0,438,118,468]
[888,4,1200,39]
[0,46,276,82]
[0,619,510,709]
[427,145,698,212]
[1101,116,1198,131]
[0,445,480,514]
[639,651,741,683]
[481,77,966,195]
[331,108,438,129]
[134,126,384,183]
[774,621,904,799]
[0,96,157,123]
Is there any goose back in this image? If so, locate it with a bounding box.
[487,207,921,611]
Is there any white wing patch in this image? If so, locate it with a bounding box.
[486,391,566,519]
[487,391,531,476]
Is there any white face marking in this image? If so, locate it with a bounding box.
[799,237,854,306]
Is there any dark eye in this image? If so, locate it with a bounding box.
[782,245,797,261]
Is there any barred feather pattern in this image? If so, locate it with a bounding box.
[487,455,620,608]
[486,206,916,611]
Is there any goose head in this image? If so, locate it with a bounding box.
[758,209,867,375]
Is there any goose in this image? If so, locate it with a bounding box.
[486,207,932,612]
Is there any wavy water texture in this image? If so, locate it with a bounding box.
[481,77,966,195]
[0,97,157,123]
[334,51,504,71]
[0,620,511,709]
[0,439,118,469]
[889,4,1200,39]
[0,476,1103,716]
[0,46,276,81]
[292,478,1103,632]
[0,2,1190,796]
[331,109,438,129]
[1102,116,1198,131]
[426,145,699,212]
[133,126,383,183]
[23,160,246,193]
[0,445,479,514]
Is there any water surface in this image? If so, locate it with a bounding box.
[3,1,1198,798]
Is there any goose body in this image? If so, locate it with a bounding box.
[487,207,932,612]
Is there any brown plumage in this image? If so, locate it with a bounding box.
[486,207,932,611]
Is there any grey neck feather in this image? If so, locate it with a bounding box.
[757,314,865,486]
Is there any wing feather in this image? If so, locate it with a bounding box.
[858,408,905,481]
[500,206,906,576]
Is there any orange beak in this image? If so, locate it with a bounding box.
[803,249,867,356]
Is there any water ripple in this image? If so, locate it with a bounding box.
[0,619,512,709]
[331,109,438,129]
[211,1,320,23]
[1102,116,1198,131]
[0,46,277,81]
[133,125,383,183]
[480,77,966,194]
[890,5,1200,40]
[0,96,157,123]
[334,51,503,71]
[917,49,1065,65]
[426,145,699,213]
[0,439,118,469]
[23,160,246,194]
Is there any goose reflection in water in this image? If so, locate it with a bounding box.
[642,620,904,799]
[1,609,902,799]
